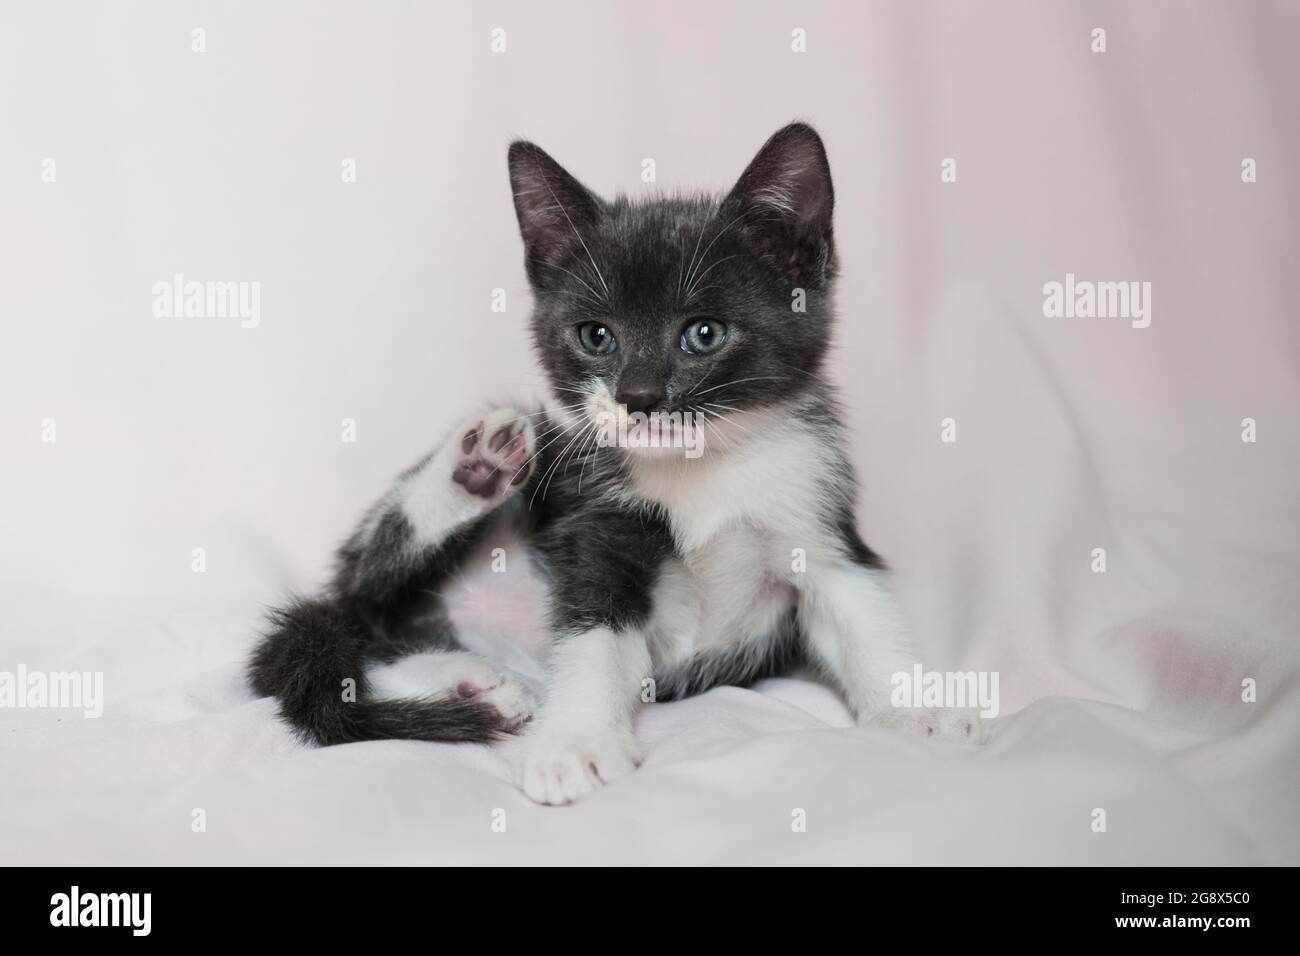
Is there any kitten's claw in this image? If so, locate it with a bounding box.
[451,408,535,499]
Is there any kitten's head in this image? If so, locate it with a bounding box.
[508,122,836,455]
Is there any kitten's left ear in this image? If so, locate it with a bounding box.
[721,122,835,286]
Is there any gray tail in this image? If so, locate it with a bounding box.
[248,598,505,745]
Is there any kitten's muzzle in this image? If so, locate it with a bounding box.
[615,383,663,416]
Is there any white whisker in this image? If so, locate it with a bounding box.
[691,375,785,398]
[527,257,603,303]
[532,154,611,299]
[685,254,742,302]
[532,419,596,508]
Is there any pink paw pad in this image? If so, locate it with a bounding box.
[452,418,533,498]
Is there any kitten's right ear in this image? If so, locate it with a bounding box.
[508,141,602,286]
[720,122,835,287]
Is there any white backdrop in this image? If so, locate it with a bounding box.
[2,1,1297,864]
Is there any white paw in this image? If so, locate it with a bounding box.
[450,407,536,500]
[869,707,988,744]
[518,728,641,805]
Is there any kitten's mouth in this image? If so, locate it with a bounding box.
[584,404,708,460]
[625,416,677,436]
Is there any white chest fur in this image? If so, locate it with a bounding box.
[627,413,840,668]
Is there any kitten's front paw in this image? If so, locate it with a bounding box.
[868,707,988,744]
[451,408,535,499]
[518,729,641,806]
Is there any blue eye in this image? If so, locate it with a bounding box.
[680,318,727,355]
[578,323,617,355]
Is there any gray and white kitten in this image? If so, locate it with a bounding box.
[250,122,982,806]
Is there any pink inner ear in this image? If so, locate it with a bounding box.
[508,141,602,265]
[514,182,574,252]
[725,124,833,239]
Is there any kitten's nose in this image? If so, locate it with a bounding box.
[616,384,663,416]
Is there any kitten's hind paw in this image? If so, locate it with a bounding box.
[455,669,535,733]
[366,652,535,734]
[451,408,536,499]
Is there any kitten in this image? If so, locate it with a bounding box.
[249,122,983,806]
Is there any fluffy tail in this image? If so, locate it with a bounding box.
[248,598,504,745]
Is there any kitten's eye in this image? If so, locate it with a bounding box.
[577,322,617,356]
[680,318,728,355]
